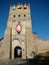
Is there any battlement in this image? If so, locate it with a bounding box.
[10,4,30,10]
[8,3,31,22]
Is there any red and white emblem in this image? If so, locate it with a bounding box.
[16,24,22,33]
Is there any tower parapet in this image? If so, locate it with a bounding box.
[10,4,30,10]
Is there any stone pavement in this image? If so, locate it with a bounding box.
[0,58,37,65]
[6,58,28,65]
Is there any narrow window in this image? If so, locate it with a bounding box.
[18,15,21,17]
[13,15,16,17]
[24,15,26,17]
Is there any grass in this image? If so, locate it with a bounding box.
[24,51,49,65]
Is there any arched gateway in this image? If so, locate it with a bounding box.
[12,39,23,59]
[14,46,22,58]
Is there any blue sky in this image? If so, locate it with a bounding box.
[0,0,49,40]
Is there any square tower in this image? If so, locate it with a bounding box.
[3,4,33,59]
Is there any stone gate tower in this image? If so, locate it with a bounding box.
[3,4,34,59]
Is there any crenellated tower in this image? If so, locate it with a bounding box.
[6,4,33,59]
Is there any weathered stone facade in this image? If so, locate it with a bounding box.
[0,4,49,61]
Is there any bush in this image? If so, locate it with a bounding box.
[33,52,49,64]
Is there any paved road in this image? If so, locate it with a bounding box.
[0,58,36,65]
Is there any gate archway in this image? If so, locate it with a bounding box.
[14,46,22,58]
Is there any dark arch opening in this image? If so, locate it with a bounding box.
[14,46,22,58]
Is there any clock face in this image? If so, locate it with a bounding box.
[16,24,22,33]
